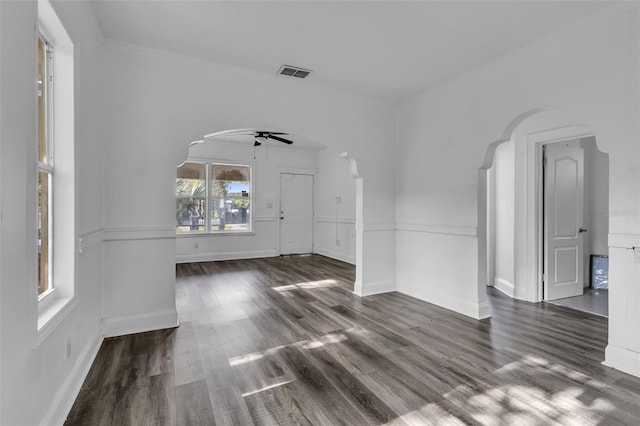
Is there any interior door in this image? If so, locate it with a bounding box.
[544,143,585,300]
[280,173,313,255]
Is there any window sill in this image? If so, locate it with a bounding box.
[176,231,255,237]
[36,293,77,347]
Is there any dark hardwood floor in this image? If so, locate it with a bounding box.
[65,255,640,425]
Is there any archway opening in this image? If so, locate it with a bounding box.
[478,110,610,317]
[174,128,361,292]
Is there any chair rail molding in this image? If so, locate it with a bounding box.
[396,222,477,238]
[103,226,176,241]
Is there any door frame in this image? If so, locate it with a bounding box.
[277,168,316,256]
[531,127,594,302]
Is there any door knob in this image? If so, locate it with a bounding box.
[579,228,588,233]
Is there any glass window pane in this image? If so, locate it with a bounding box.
[37,36,48,164]
[176,162,206,232]
[211,165,251,232]
[38,171,51,295]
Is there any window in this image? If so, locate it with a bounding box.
[36,0,76,336]
[176,162,252,233]
[37,34,53,297]
[176,162,207,232]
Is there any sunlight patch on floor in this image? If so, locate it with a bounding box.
[241,380,293,398]
[272,279,339,292]
[389,354,616,425]
[228,332,348,366]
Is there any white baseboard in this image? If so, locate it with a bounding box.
[102,308,179,338]
[354,279,395,297]
[397,281,492,320]
[39,335,103,426]
[493,277,515,298]
[604,345,640,379]
[313,247,356,265]
[176,249,277,263]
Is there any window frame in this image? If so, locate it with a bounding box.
[176,159,254,235]
[37,30,55,303]
[175,160,208,233]
[35,0,77,341]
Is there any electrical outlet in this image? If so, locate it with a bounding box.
[336,239,340,247]
[194,242,199,249]
[634,247,640,264]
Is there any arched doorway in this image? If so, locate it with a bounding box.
[478,110,609,313]
[175,129,362,292]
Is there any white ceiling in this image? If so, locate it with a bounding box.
[91,0,612,101]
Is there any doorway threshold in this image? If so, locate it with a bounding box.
[546,289,608,317]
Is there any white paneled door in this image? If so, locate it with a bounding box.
[544,143,585,301]
[280,173,313,255]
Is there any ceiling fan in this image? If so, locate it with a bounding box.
[252,131,293,146]
[222,130,294,147]
[204,129,295,146]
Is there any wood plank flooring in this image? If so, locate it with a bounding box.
[65,255,640,425]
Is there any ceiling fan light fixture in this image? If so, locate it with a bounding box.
[255,135,267,145]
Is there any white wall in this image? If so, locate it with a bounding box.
[576,137,610,287]
[0,1,105,424]
[101,39,397,333]
[582,137,610,286]
[175,139,320,262]
[396,6,640,374]
[314,148,357,264]
[491,139,515,296]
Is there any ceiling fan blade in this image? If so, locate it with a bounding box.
[205,129,289,138]
[204,129,256,138]
[267,134,294,144]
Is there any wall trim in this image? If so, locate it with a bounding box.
[609,232,640,249]
[396,222,477,238]
[102,308,179,338]
[103,226,176,242]
[316,217,356,225]
[361,222,396,232]
[254,216,277,222]
[397,281,492,320]
[353,279,395,297]
[39,335,103,426]
[78,229,104,254]
[176,249,278,264]
[278,167,317,175]
[604,344,640,378]
[493,277,515,298]
[313,248,356,265]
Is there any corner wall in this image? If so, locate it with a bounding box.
[314,149,357,264]
[491,140,515,296]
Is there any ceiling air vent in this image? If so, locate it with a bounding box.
[278,65,312,79]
